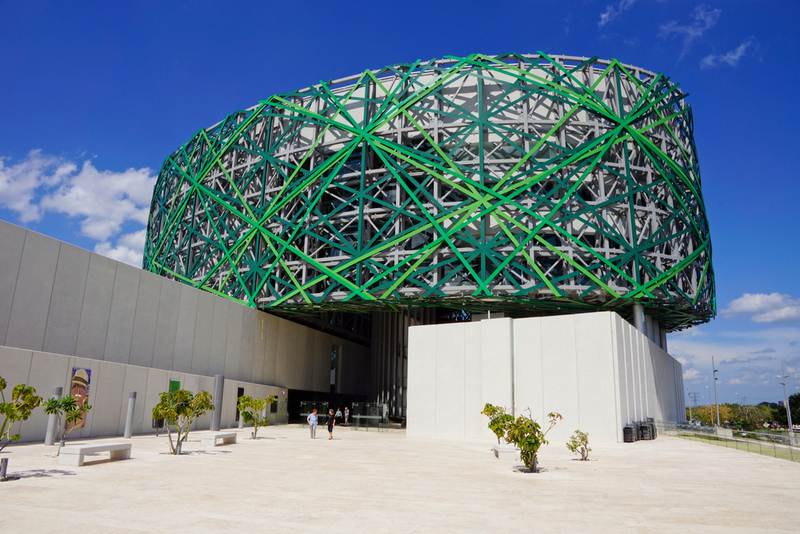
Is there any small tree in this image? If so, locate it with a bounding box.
[481,403,514,444]
[505,410,562,473]
[0,376,43,452]
[694,404,733,426]
[734,404,768,431]
[152,389,213,454]
[42,395,93,454]
[566,430,591,461]
[238,395,276,439]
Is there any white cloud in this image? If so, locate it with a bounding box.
[94,229,148,267]
[659,4,721,59]
[0,150,75,222]
[701,38,754,69]
[724,293,800,324]
[672,325,706,338]
[720,354,776,365]
[728,378,745,385]
[683,368,705,382]
[39,160,155,240]
[598,0,637,27]
[0,150,156,266]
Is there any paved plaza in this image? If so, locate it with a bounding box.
[1,425,798,533]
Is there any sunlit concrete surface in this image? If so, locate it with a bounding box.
[1,425,798,533]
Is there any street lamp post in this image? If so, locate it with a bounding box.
[705,386,713,426]
[778,364,794,444]
[687,391,693,423]
[712,356,721,427]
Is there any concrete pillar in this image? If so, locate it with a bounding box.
[652,320,661,348]
[211,374,224,431]
[123,392,137,438]
[645,315,654,342]
[632,304,645,334]
[44,386,63,446]
[660,329,668,353]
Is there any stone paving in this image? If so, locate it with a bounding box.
[1,425,798,533]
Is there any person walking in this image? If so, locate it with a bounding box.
[335,407,342,425]
[307,408,318,439]
[327,408,336,440]
[344,407,350,426]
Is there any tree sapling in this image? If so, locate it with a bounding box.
[566,430,591,460]
[42,395,93,455]
[237,395,276,439]
[152,389,214,454]
[0,376,42,452]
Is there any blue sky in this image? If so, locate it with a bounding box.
[1,0,798,405]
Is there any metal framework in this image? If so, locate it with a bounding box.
[144,53,715,331]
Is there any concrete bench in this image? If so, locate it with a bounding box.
[58,442,132,467]
[492,443,518,461]
[201,432,237,447]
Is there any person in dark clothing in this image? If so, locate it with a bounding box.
[327,408,336,440]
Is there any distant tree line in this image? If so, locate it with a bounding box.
[687,393,799,430]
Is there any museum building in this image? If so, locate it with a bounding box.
[0,53,713,443]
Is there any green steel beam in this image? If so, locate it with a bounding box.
[144,53,715,332]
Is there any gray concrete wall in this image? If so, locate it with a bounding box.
[0,219,370,397]
[407,311,683,443]
[0,345,286,443]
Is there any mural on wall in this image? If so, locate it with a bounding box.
[68,368,91,430]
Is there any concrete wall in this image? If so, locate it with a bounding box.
[0,220,371,443]
[0,345,286,442]
[407,312,684,443]
[0,220,369,393]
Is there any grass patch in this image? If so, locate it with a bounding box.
[676,433,799,462]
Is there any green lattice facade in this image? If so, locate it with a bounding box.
[144,53,715,332]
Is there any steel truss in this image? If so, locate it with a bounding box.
[144,52,715,331]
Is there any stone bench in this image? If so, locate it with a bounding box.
[201,432,237,447]
[492,443,519,461]
[58,442,132,467]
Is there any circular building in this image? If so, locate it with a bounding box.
[144,53,714,333]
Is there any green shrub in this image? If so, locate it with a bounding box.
[42,395,92,455]
[152,389,213,454]
[566,430,591,460]
[0,376,42,452]
[237,395,276,439]
[505,410,562,473]
[481,403,514,444]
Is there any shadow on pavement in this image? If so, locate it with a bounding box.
[9,468,77,478]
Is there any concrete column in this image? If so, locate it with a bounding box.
[632,304,645,334]
[645,315,654,342]
[510,318,515,417]
[123,392,137,438]
[211,374,224,431]
[660,329,668,353]
[652,321,661,348]
[44,386,63,446]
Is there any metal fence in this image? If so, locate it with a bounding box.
[657,422,800,463]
